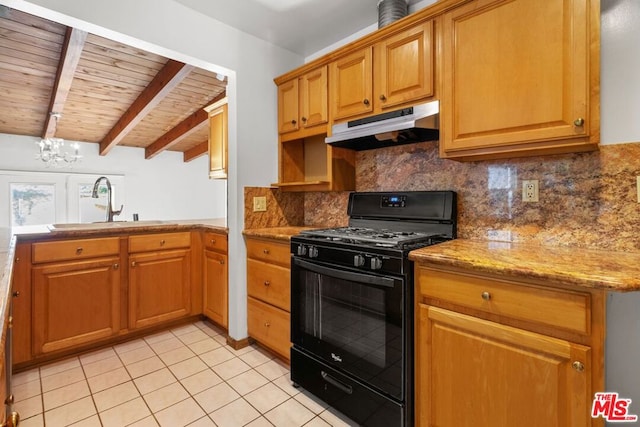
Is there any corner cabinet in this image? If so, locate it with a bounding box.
[440,0,600,160]
[245,236,292,360]
[128,232,192,329]
[205,97,228,179]
[415,266,605,427]
[203,231,228,328]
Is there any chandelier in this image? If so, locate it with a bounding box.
[36,112,82,167]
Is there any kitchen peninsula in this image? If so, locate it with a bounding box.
[0,217,228,413]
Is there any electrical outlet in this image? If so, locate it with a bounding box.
[253,196,267,212]
[522,180,539,202]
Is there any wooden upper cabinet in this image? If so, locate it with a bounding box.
[278,65,328,139]
[330,47,373,121]
[374,20,434,111]
[440,0,599,160]
[278,78,300,134]
[205,97,228,179]
[330,20,434,122]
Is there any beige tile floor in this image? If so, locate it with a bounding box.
[12,320,358,427]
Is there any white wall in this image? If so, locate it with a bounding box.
[0,133,226,221]
[2,0,304,341]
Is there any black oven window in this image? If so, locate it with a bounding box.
[295,268,403,397]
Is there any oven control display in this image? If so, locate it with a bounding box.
[381,195,406,208]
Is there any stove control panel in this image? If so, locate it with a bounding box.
[381,195,406,208]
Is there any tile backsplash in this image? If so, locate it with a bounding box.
[247,141,640,252]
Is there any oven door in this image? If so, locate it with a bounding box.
[291,256,405,400]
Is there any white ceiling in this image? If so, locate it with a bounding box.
[173,0,427,57]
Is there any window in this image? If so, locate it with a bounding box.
[0,171,125,228]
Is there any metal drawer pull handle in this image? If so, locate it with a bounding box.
[219,259,225,265]
[379,94,386,101]
[131,261,137,267]
[263,249,270,254]
[12,291,19,298]
[76,247,83,255]
[481,291,491,301]
[211,239,216,245]
[321,371,353,395]
[264,322,270,327]
[264,281,270,287]
[363,98,370,106]
[572,361,585,372]
[160,239,166,246]
[574,117,585,127]
[113,263,119,270]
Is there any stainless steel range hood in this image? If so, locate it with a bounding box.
[325,100,439,151]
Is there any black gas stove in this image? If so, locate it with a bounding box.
[290,191,457,427]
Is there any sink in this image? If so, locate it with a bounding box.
[47,220,166,231]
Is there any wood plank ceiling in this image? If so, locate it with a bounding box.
[0,6,227,162]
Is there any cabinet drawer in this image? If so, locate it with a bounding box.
[246,238,290,266]
[247,297,290,360]
[417,268,590,335]
[129,232,191,253]
[32,237,120,263]
[204,231,227,252]
[247,259,290,311]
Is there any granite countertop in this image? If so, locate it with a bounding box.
[13,218,228,240]
[242,226,317,242]
[409,239,640,292]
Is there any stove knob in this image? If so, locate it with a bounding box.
[370,257,383,270]
[297,245,307,256]
[353,254,365,267]
[308,246,319,258]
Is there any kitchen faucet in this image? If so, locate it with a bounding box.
[91,176,123,222]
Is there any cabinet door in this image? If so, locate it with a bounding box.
[208,102,228,179]
[300,66,328,129]
[416,305,590,427]
[11,243,31,364]
[441,0,595,158]
[32,257,120,354]
[129,249,191,329]
[375,21,434,110]
[278,78,300,134]
[247,297,290,360]
[203,249,228,328]
[330,47,373,121]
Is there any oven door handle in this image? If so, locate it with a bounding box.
[293,258,397,288]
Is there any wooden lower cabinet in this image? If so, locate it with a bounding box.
[418,305,590,427]
[203,249,228,327]
[32,257,121,354]
[415,265,604,427]
[245,236,291,360]
[247,297,290,359]
[129,249,191,329]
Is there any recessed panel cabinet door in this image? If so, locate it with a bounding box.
[278,78,300,134]
[330,47,373,121]
[416,305,590,427]
[32,257,120,354]
[300,66,328,129]
[203,249,228,328]
[208,102,228,179]
[441,0,596,158]
[375,20,434,110]
[129,249,191,329]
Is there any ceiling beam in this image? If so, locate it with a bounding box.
[99,60,195,155]
[42,27,87,138]
[145,92,226,160]
[183,141,208,162]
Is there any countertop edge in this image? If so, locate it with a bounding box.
[409,239,640,293]
[242,226,316,242]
